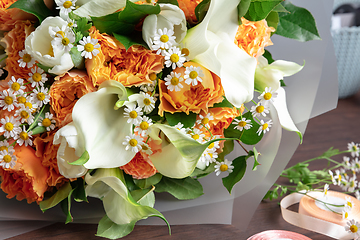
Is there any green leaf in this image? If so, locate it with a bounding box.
[276,0,321,42]
[244,0,282,21]
[238,0,251,24]
[92,0,161,35]
[68,150,89,165]
[164,112,196,128]
[39,182,72,212]
[195,0,210,23]
[280,79,286,87]
[70,47,85,69]
[222,155,249,194]
[266,11,279,33]
[8,0,53,23]
[211,97,234,108]
[263,50,274,64]
[157,0,178,6]
[133,173,162,189]
[123,172,140,192]
[75,17,92,38]
[154,176,203,200]
[190,163,215,179]
[113,32,148,51]
[272,3,288,12]
[250,147,261,171]
[320,147,340,158]
[130,187,155,207]
[30,126,47,135]
[96,215,137,239]
[218,140,234,161]
[71,178,88,202]
[60,188,75,224]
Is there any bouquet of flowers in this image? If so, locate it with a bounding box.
[0,0,321,238]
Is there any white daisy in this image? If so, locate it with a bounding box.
[174,122,187,134]
[140,142,153,156]
[164,71,184,92]
[51,27,75,52]
[152,28,176,53]
[199,148,218,167]
[18,49,35,68]
[184,65,204,86]
[214,159,234,176]
[189,128,205,143]
[140,79,157,93]
[345,219,360,238]
[77,36,100,59]
[0,149,16,169]
[14,126,33,147]
[345,196,355,209]
[196,113,213,129]
[124,106,143,125]
[38,112,56,131]
[258,87,278,106]
[342,205,351,220]
[251,102,270,118]
[137,92,155,114]
[31,86,50,108]
[66,17,77,28]
[0,116,21,138]
[28,66,48,88]
[134,116,153,137]
[14,106,34,124]
[329,170,337,185]
[123,134,144,153]
[0,141,10,152]
[233,117,252,131]
[344,156,352,169]
[323,183,329,198]
[256,119,273,136]
[164,46,186,70]
[347,176,358,192]
[0,89,17,111]
[7,76,25,95]
[348,142,360,158]
[55,0,77,16]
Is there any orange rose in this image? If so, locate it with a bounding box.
[0,145,49,203]
[178,0,203,25]
[0,0,36,31]
[86,27,164,87]
[2,20,35,80]
[120,151,157,179]
[158,62,224,116]
[50,70,96,127]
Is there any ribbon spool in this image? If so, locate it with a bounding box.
[247,230,312,240]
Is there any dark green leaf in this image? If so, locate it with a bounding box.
[154,176,203,200]
[280,79,286,87]
[60,188,75,224]
[68,151,89,165]
[97,215,137,239]
[70,47,85,69]
[157,0,178,6]
[244,0,282,21]
[75,17,92,38]
[218,140,235,161]
[266,11,279,33]
[113,32,149,51]
[211,97,234,108]
[71,178,88,202]
[263,50,274,64]
[130,187,154,203]
[195,0,210,23]
[133,173,162,189]
[222,155,249,194]
[276,0,321,42]
[8,0,54,23]
[123,172,140,192]
[272,3,288,12]
[40,182,72,212]
[251,147,261,171]
[190,163,215,179]
[238,0,251,24]
[165,112,196,128]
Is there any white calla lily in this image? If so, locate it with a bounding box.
[182,0,257,108]
[71,80,135,169]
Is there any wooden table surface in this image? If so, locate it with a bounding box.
[6,90,360,240]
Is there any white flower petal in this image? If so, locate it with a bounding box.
[73,0,137,18]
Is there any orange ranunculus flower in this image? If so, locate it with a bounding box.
[235,17,275,59]
[50,70,96,127]
[158,62,224,116]
[2,20,35,80]
[0,0,37,31]
[33,130,68,189]
[86,27,164,87]
[120,151,157,179]
[178,0,203,25]
[0,145,49,204]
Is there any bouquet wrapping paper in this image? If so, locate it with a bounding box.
[0,0,338,239]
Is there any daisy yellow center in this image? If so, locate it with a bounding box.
[239,121,247,127]
[350,181,355,187]
[170,54,179,63]
[339,175,342,181]
[129,110,137,119]
[17,96,26,104]
[37,92,45,101]
[3,155,12,163]
[68,22,74,27]
[149,73,157,81]
[84,43,94,52]
[142,144,149,151]
[62,38,70,46]
[0,146,8,152]
[256,105,264,113]
[353,146,358,152]
[140,121,149,130]
[262,123,268,130]
[56,31,65,38]
[4,96,13,105]
[208,152,213,158]
[48,45,54,57]
[201,118,209,125]
[264,92,272,100]
[143,98,151,106]
[129,139,138,147]
[324,189,328,195]
[171,77,179,85]
[22,54,32,63]
[208,142,215,149]
[348,202,353,208]
[345,212,349,218]
[181,48,190,56]
[32,73,42,82]
[20,110,29,119]
[189,71,198,79]
[350,225,358,233]
[160,35,169,43]
[220,164,228,172]
[192,134,200,140]
[4,122,14,132]
[42,118,51,127]
[63,1,72,8]
[11,82,20,91]
[20,131,28,140]
[25,102,34,112]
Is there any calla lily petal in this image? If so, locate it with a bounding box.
[71,80,135,169]
[148,124,209,178]
[73,0,138,18]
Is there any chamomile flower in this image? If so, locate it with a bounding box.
[196,113,213,129]
[14,126,33,147]
[342,205,351,220]
[348,142,360,158]
[77,36,100,59]
[214,159,234,176]
[0,150,16,169]
[137,92,155,114]
[164,46,186,70]
[323,183,329,198]
[352,158,360,172]
[7,76,25,95]
[134,116,153,137]
[66,17,77,28]
[344,156,352,169]
[345,219,360,239]
[51,27,75,52]
[347,176,358,192]
[123,134,144,153]
[189,128,205,143]
[184,65,204,86]
[345,196,355,209]
[28,66,48,88]
[251,103,270,118]
[258,87,278,106]
[0,116,21,138]
[31,86,50,107]
[152,28,176,53]
[124,106,143,125]
[0,141,10,152]
[141,142,153,156]
[0,89,17,111]
[55,0,77,16]
[38,112,56,131]
[14,106,34,124]
[257,119,272,136]
[233,117,252,131]
[329,170,337,185]
[199,149,218,166]
[140,79,157,93]
[18,49,35,68]
[22,97,38,113]
[164,71,184,92]
[174,122,187,134]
